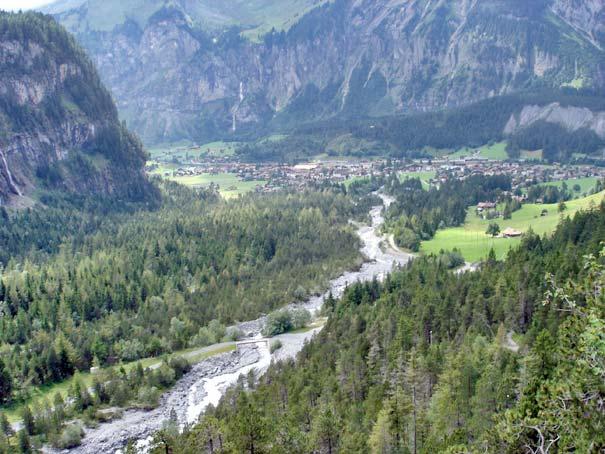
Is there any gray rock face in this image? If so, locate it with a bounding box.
[504,103,605,138]
[552,0,605,50]
[47,0,605,145]
[0,12,153,206]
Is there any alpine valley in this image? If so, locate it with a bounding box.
[0,1,603,454]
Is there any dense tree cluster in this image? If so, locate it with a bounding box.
[246,89,605,163]
[0,356,190,451]
[507,121,605,162]
[0,183,361,404]
[383,175,511,250]
[161,201,605,453]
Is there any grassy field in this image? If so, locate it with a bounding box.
[148,141,238,161]
[169,173,266,199]
[422,190,605,262]
[520,149,543,160]
[1,344,236,423]
[147,161,179,176]
[146,165,265,199]
[399,171,436,189]
[448,142,509,161]
[197,141,238,157]
[539,177,600,197]
[344,176,371,188]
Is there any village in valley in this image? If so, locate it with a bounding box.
[146,141,605,261]
[147,142,605,199]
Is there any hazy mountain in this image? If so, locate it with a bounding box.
[43,0,605,146]
[0,11,154,206]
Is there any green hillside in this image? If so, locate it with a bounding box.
[422,190,605,262]
[44,0,328,37]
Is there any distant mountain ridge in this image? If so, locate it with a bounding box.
[43,0,605,146]
[0,11,155,206]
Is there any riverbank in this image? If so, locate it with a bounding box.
[53,194,413,453]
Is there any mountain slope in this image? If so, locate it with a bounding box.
[0,11,155,206]
[44,0,605,146]
[43,0,326,37]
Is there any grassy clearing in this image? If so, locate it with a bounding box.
[449,142,508,161]
[198,141,238,157]
[399,171,436,189]
[520,149,543,160]
[539,177,600,197]
[287,318,327,335]
[422,191,605,262]
[146,166,266,198]
[344,176,370,188]
[2,344,236,423]
[147,161,179,176]
[148,140,238,161]
[168,173,266,199]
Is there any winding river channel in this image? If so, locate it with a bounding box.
[62,194,412,453]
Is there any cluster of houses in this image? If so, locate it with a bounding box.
[154,159,385,192]
[148,151,605,200]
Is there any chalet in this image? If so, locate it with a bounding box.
[477,202,497,211]
[501,228,523,238]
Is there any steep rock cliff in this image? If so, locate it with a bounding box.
[45,0,605,145]
[0,12,155,206]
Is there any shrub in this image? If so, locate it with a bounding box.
[167,356,191,379]
[56,423,84,449]
[262,308,312,337]
[291,308,312,330]
[270,340,283,353]
[137,386,161,410]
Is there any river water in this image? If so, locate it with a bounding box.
[63,194,412,453]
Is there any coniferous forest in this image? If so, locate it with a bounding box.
[0,182,363,404]
[156,201,605,454]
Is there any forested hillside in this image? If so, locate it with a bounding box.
[238,89,605,162]
[0,182,362,406]
[0,12,156,206]
[159,202,605,453]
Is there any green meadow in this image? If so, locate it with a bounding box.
[399,170,436,189]
[422,190,605,262]
[539,177,600,196]
[169,173,266,199]
[448,142,509,161]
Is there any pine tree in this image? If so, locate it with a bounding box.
[369,406,395,454]
[0,359,12,404]
[17,430,31,454]
[0,413,12,437]
[21,406,35,436]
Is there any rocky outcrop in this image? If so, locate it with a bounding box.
[504,103,605,138]
[46,0,605,145]
[551,0,605,50]
[0,12,155,206]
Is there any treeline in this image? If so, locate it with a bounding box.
[383,174,511,250]
[525,179,604,204]
[0,183,362,404]
[159,200,605,453]
[507,121,605,162]
[237,88,605,163]
[0,188,160,266]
